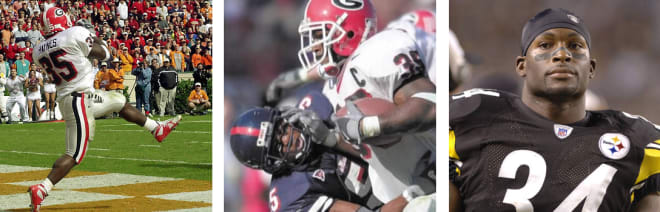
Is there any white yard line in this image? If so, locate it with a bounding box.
[0,164,48,173]
[89,148,110,151]
[0,150,211,166]
[147,190,212,203]
[185,141,212,144]
[158,207,212,212]
[9,173,179,189]
[139,145,162,148]
[98,129,211,134]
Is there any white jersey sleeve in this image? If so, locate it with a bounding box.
[347,29,426,99]
[386,20,436,85]
[33,26,96,99]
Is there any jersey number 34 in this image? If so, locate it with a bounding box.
[499,150,617,212]
[39,49,78,86]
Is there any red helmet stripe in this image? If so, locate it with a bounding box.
[230,127,261,137]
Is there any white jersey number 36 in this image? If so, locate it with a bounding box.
[498,150,617,212]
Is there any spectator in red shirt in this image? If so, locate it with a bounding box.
[22,41,32,63]
[132,1,147,15]
[133,48,144,66]
[120,31,133,48]
[5,37,19,64]
[128,15,140,30]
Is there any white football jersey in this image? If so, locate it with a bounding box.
[323,29,429,108]
[322,29,436,202]
[386,19,436,85]
[33,26,96,99]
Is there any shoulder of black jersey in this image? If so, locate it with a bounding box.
[297,90,333,121]
[270,171,313,211]
[450,88,518,126]
[594,110,660,144]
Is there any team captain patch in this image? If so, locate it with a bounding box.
[598,133,630,160]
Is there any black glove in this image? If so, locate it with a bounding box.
[331,101,364,144]
[266,69,305,104]
[280,106,337,147]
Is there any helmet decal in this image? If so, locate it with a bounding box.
[331,0,364,10]
[297,0,377,79]
[54,8,65,16]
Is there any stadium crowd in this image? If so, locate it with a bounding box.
[0,0,213,123]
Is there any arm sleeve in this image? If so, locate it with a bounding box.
[631,124,660,206]
[108,70,120,82]
[94,72,101,88]
[286,195,335,212]
[70,26,94,57]
[188,91,195,101]
[202,91,208,100]
[117,70,124,83]
[348,33,425,100]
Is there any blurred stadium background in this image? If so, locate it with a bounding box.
[224,0,435,211]
[451,0,660,122]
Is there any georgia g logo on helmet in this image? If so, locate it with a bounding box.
[54,8,64,17]
[332,0,364,10]
[44,7,72,35]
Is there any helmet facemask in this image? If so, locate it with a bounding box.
[297,13,348,80]
[265,118,313,173]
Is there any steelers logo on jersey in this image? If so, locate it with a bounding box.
[598,133,630,160]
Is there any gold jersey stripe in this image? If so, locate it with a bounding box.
[450,130,459,160]
[630,193,635,203]
[635,148,660,184]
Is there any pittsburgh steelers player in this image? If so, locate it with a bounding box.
[450,8,660,212]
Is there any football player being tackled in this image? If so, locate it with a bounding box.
[285,0,437,206]
[230,91,424,212]
[27,7,181,211]
[450,8,660,212]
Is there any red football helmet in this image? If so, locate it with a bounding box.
[43,7,72,36]
[297,0,377,79]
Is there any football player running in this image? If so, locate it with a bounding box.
[288,0,437,204]
[450,8,660,211]
[265,9,436,103]
[230,91,424,212]
[27,7,181,211]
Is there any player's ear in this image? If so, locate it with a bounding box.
[589,58,596,79]
[515,56,526,77]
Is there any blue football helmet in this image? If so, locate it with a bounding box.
[229,107,313,174]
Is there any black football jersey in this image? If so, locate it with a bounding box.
[269,152,381,212]
[267,90,381,212]
[449,88,660,212]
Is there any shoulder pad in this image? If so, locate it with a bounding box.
[349,30,418,78]
[450,88,511,126]
[270,172,312,211]
[297,90,333,121]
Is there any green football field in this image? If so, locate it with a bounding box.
[0,114,212,181]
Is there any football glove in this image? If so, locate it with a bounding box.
[280,107,337,147]
[266,68,306,104]
[75,18,96,34]
[331,101,364,144]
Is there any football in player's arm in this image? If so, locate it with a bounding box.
[449,8,660,212]
[231,91,428,212]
